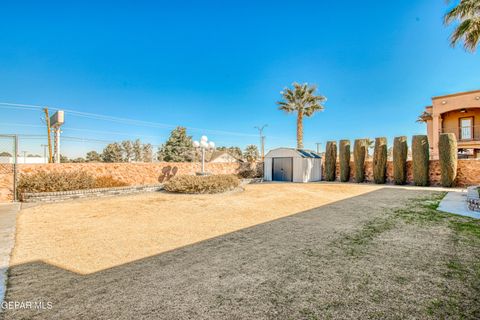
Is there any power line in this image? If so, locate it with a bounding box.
[0,122,162,140]
[0,102,258,137]
[0,102,319,145]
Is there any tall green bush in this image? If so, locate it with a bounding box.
[393,136,408,185]
[373,137,387,184]
[412,135,430,186]
[339,140,351,182]
[439,133,458,187]
[324,141,337,181]
[354,139,367,183]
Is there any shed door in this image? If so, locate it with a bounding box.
[272,157,293,182]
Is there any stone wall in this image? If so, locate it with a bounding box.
[0,162,254,202]
[324,159,480,187]
[22,184,164,203]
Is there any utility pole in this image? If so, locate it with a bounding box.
[254,124,268,161]
[43,107,53,163]
[53,127,61,163]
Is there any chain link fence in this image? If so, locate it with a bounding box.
[0,135,18,201]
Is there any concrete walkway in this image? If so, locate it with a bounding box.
[0,203,20,306]
[438,190,480,219]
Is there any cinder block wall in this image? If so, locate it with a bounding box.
[324,159,480,186]
[0,162,256,202]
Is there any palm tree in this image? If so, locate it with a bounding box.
[277,82,327,149]
[444,0,480,52]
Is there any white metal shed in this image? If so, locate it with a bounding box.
[263,148,322,183]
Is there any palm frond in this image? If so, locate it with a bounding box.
[444,0,480,52]
[277,82,327,117]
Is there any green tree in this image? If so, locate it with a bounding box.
[244,145,259,162]
[60,155,70,163]
[142,143,153,162]
[445,0,480,52]
[0,152,12,157]
[217,146,243,159]
[86,150,102,162]
[121,140,134,162]
[277,82,326,148]
[133,139,143,162]
[228,147,243,159]
[102,143,123,163]
[157,127,194,162]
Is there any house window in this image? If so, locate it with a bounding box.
[459,117,473,140]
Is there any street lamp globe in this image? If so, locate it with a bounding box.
[194,135,215,175]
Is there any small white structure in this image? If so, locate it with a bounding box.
[264,148,322,183]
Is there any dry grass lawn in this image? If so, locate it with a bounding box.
[3,184,480,319]
[11,183,380,274]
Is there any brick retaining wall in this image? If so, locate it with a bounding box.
[324,159,480,187]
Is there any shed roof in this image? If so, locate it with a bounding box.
[265,147,321,159]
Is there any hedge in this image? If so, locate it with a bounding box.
[393,136,408,185]
[339,140,351,182]
[164,174,240,194]
[324,141,337,181]
[17,171,127,196]
[354,139,367,183]
[439,133,458,187]
[373,137,387,184]
[412,135,430,186]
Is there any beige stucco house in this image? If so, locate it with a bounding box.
[419,90,480,159]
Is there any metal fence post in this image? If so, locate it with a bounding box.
[13,135,18,202]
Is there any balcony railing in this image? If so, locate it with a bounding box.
[441,125,480,142]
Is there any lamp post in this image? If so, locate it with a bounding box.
[193,135,215,175]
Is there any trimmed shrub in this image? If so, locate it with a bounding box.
[256,163,264,178]
[412,135,430,186]
[237,168,256,179]
[17,171,127,196]
[164,174,240,194]
[94,175,128,188]
[324,141,337,181]
[373,137,387,184]
[354,139,367,183]
[339,140,351,182]
[393,136,408,185]
[237,163,263,179]
[439,133,458,187]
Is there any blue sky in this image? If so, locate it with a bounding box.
[0,0,478,157]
